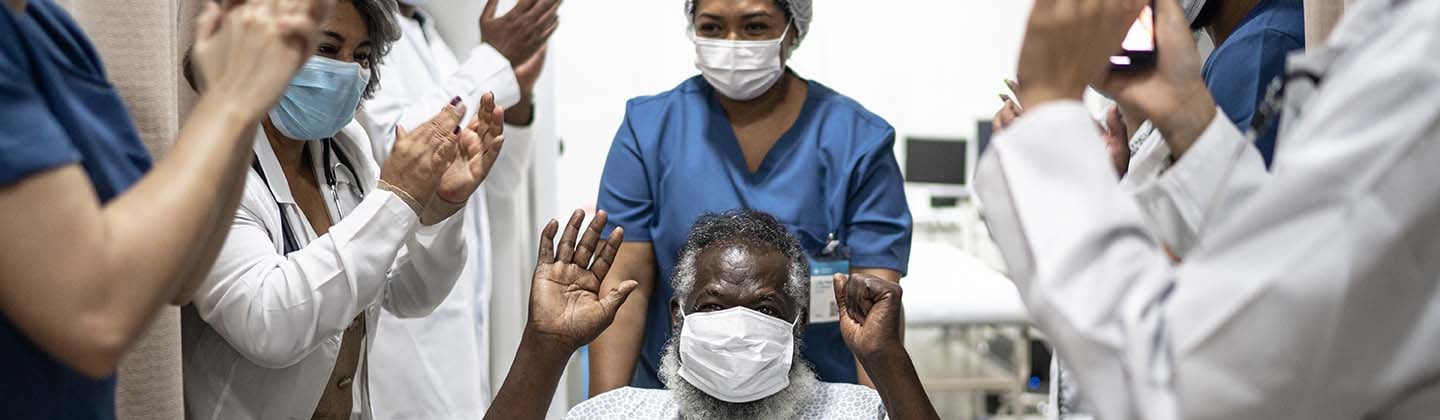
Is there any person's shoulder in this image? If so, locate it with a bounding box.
[625,76,710,114]
[805,80,893,134]
[566,387,675,420]
[1230,0,1305,49]
[801,382,886,419]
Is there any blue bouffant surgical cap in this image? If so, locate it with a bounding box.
[685,0,812,48]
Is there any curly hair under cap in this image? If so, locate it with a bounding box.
[670,209,811,331]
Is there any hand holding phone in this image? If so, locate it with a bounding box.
[1111,2,1157,70]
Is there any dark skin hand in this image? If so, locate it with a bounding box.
[484,209,638,420]
[833,273,940,420]
[480,0,558,125]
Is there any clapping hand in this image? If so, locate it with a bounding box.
[191,0,335,117]
[380,101,465,216]
[526,210,639,351]
[833,273,906,364]
[480,0,560,66]
[421,93,507,224]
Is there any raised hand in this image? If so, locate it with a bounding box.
[480,0,560,66]
[832,273,906,364]
[191,0,335,117]
[435,93,506,204]
[833,273,942,420]
[1101,0,1216,155]
[380,100,466,215]
[527,210,639,351]
[1016,0,1148,107]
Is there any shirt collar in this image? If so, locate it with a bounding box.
[252,129,297,205]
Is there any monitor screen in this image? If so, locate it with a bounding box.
[905,137,968,186]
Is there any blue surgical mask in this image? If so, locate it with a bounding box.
[268,56,370,141]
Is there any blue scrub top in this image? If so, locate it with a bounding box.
[597,75,913,389]
[1202,0,1304,168]
[0,1,152,418]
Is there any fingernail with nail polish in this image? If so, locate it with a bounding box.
[453,125,461,135]
[450,96,462,106]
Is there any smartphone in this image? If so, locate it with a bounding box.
[1111,2,1156,70]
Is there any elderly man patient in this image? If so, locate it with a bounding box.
[570,209,889,419]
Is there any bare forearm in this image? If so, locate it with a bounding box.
[485,332,575,420]
[0,96,261,378]
[168,141,254,305]
[97,96,260,350]
[864,351,939,420]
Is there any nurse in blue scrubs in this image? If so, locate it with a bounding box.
[588,0,912,394]
[1193,0,1304,167]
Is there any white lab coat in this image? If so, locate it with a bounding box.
[973,0,1440,418]
[358,8,529,420]
[182,120,466,420]
[1119,116,1269,258]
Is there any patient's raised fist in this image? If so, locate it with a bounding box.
[832,273,905,363]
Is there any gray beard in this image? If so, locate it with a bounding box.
[658,334,820,420]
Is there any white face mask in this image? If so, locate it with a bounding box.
[691,25,789,101]
[678,306,798,403]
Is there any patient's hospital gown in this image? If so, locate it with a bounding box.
[566,383,886,419]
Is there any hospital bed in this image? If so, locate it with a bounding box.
[902,223,1039,418]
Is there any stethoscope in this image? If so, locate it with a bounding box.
[321,138,365,215]
[253,138,363,255]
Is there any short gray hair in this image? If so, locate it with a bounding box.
[671,209,810,329]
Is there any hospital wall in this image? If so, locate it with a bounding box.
[547,0,1038,217]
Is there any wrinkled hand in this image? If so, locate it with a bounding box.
[1101,0,1215,156]
[381,101,466,213]
[527,210,639,351]
[1016,0,1147,107]
[480,0,560,65]
[431,93,506,208]
[833,273,906,364]
[192,0,334,116]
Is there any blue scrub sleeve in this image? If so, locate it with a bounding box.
[844,129,912,274]
[596,107,655,242]
[0,39,81,187]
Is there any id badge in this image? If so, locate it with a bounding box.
[808,235,849,324]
